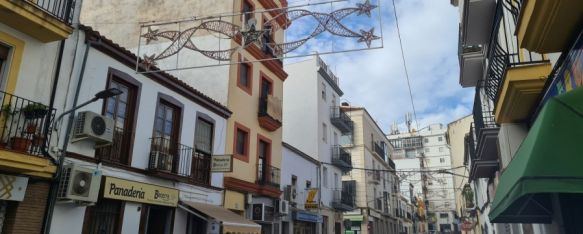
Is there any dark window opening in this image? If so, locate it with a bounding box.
[82,199,123,234]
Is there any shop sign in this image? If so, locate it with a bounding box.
[103,177,179,207]
[304,188,319,209]
[541,30,583,104]
[211,155,233,172]
[295,210,322,223]
[0,174,28,202]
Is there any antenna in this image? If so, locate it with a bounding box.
[405,112,412,133]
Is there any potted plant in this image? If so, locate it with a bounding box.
[22,103,48,119]
[11,127,31,153]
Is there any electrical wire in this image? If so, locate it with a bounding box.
[391,0,419,130]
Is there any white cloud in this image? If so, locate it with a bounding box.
[310,0,473,132]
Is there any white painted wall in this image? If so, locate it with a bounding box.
[280,145,319,209]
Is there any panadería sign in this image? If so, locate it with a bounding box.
[103,176,179,207]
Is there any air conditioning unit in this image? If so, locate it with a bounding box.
[251,203,266,221]
[57,164,102,204]
[149,151,173,171]
[284,185,297,202]
[72,111,114,144]
[278,200,289,214]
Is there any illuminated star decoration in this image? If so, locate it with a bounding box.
[141,54,157,70]
[358,28,380,48]
[141,27,159,44]
[356,0,378,17]
[240,24,265,46]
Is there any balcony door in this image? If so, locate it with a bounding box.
[0,44,8,92]
[257,139,270,183]
[153,101,180,171]
[98,76,137,165]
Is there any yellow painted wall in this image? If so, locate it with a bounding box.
[223,0,284,184]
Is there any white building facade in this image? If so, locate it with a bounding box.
[284,56,355,234]
[45,27,261,234]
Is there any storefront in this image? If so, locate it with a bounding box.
[181,201,262,234]
[344,214,363,234]
[81,176,180,234]
[0,174,44,233]
[293,210,321,234]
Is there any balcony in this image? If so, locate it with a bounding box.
[459,44,486,87]
[484,0,551,124]
[515,0,583,53]
[331,145,352,172]
[147,137,211,185]
[330,106,353,134]
[256,163,280,188]
[95,127,131,165]
[0,91,55,157]
[258,95,282,131]
[0,0,75,42]
[460,0,496,45]
[468,86,500,180]
[331,189,355,212]
[317,56,344,96]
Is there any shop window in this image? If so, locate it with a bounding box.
[186,213,207,234]
[140,205,174,234]
[96,70,139,165]
[82,199,124,234]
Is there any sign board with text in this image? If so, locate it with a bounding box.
[103,176,179,207]
[304,188,319,209]
[211,155,233,172]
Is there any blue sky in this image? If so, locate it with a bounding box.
[285,0,474,132]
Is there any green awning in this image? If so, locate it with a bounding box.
[489,87,583,223]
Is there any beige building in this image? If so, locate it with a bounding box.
[342,106,399,234]
[80,0,289,233]
[447,115,478,234]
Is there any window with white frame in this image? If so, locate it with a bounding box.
[322,123,327,142]
[439,147,444,152]
[321,82,326,100]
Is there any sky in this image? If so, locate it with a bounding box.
[286,0,474,133]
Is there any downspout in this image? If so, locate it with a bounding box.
[41,35,96,234]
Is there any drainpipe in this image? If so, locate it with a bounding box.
[41,35,96,234]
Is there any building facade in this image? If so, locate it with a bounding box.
[281,143,322,234]
[446,115,476,234]
[79,1,290,232]
[283,56,355,234]
[342,107,398,234]
[453,0,583,233]
[388,123,456,233]
[0,0,76,233]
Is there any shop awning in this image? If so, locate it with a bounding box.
[181,201,261,234]
[489,87,583,223]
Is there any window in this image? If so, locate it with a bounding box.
[425,148,429,153]
[306,180,311,188]
[438,136,443,142]
[152,98,181,171]
[261,17,275,57]
[331,94,336,106]
[140,205,174,234]
[82,199,123,234]
[440,213,449,219]
[97,71,139,165]
[322,123,327,142]
[334,172,339,190]
[195,117,214,154]
[241,0,254,26]
[424,138,429,143]
[405,149,416,158]
[321,82,326,100]
[237,61,252,95]
[439,147,444,152]
[323,167,328,187]
[257,136,271,183]
[440,158,445,163]
[233,122,250,162]
[0,44,9,90]
[333,132,338,146]
[187,213,207,234]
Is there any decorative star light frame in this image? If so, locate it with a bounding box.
[136,0,383,72]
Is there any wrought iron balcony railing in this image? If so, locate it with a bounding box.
[472,83,497,137]
[484,0,548,102]
[257,163,280,188]
[0,91,55,156]
[24,0,76,24]
[331,145,352,172]
[148,137,211,185]
[95,127,131,165]
[332,189,355,211]
[330,106,353,134]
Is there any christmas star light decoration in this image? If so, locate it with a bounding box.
[141,54,157,70]
[358,28,380,48]
[356,0,377,17]
[141,27,159,44]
